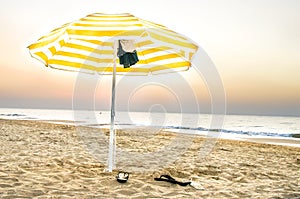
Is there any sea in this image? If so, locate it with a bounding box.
[0,108,299,147]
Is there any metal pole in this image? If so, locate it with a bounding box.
[108,40,117,172]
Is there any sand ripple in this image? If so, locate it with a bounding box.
[0,119,299,198]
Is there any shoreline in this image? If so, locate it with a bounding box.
[0,108,299,145]
[27,118,300,148]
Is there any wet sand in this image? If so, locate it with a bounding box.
[0,119,299,198]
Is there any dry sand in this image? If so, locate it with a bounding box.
[0,119,299,198]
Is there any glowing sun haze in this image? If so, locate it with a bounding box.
[0,0,299,116]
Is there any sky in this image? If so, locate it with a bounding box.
[0,0,299,116]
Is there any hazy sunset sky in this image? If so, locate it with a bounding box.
[0,0,299,116]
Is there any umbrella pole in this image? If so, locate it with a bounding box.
[108,40,117,172]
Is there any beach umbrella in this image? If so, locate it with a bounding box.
[28,13,199,172]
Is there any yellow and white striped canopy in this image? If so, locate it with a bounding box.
[28,13,198,75]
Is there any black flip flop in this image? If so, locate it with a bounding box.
[116,172,129,183]
[154,175,191,186]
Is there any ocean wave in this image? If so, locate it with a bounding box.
[162,125,295,138]
[0,113,26,117]
[87,123,297,138]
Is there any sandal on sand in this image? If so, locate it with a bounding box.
[154,175,191,186]
[154,175,205,190]
[116,172,129,183]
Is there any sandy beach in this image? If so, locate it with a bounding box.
[0,119,299,198]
